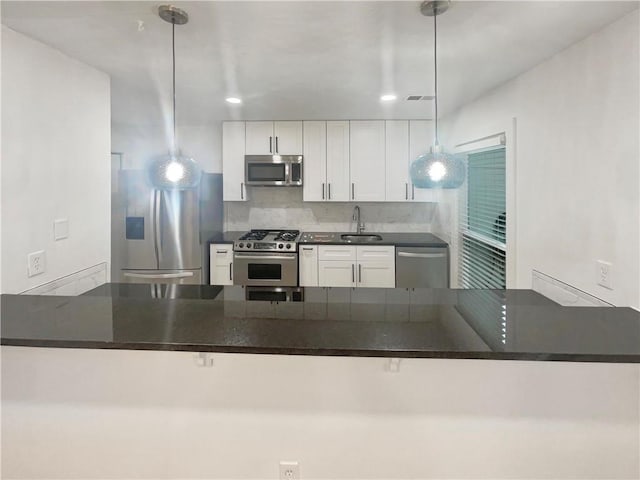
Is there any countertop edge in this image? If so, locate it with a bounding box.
[3,339,639,363]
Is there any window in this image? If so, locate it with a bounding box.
[459,147,506,289]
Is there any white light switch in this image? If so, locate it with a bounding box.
[54,218,69,240]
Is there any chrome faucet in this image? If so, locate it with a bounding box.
[352,205,365,234]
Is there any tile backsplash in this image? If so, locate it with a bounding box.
[224,187,436,232]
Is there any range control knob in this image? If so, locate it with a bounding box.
[246,243,252,248]
[278,243,284,249]
[238,243,244,248]
[286,243,292,249]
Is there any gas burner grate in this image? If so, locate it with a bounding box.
[239,230,269,241]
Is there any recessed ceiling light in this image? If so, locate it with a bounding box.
[380,94,397,102]
[226,97,242,104]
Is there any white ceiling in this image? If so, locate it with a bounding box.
[2,1,638,126]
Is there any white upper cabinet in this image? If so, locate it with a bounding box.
[409,120,437,202]
[245,121,274,155]
[274,121,303,154]
[222,121,247,201]
[245,121,302,155]
[303,121,327,202]
[350,121,386,202]
[385,120,410,202]
[326,121,350,202]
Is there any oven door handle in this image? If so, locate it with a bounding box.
[233,254,298,261]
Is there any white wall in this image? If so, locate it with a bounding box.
[2,347,639,479]
[1,26,111,294]
[439,10,640,308]
[112,122,222,173]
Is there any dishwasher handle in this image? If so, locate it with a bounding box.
[397,252,447,259]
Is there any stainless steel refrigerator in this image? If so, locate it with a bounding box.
[113,169,222,285]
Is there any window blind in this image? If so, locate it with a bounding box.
[459,147,506,289]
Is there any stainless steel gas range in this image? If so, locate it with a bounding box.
[233,230,301,293]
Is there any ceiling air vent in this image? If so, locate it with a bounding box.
[406,95,434,101]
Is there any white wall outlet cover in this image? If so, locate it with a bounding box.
[279,461,300,480]
[596,260,613,290]
[27,250,46,277]
[54,218,69,240]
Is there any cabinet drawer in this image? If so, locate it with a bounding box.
[210,244,233,264]
[318,245,356,261]
[356,245,394,260]
[299,245,319,287]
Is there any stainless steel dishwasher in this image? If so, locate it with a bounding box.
[395,247,449,288]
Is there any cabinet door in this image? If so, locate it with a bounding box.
[303,121,327,202]
[222,122,247,201]
[408,120,437,202]
[325,121,350,202]
[318,260,355,287]
[350,121,386,201]
[299,245,319,287]
[210,244,233,285]
[245,121,274,155]
[357,261,396,288]
[274,121,303,155]
[385,120,410,202]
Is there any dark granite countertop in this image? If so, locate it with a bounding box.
[1,284,639,363]
[209,231,448,247]
[299,231,448,247]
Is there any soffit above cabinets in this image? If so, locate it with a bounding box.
[2,1,637,125]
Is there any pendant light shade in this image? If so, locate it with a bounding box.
[410,0,465,189]
[149,5,201,190]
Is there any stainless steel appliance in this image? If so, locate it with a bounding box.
[245,155,303,186]
[114,170,222,285]
[233,230,300,287]
[395,247,449,288]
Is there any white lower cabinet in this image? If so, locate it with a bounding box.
[210,244,233,286]
[299,245,319,287]
[316,245,395,288]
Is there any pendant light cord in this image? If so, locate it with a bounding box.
[433,12,439,146]
[172,22,176,153]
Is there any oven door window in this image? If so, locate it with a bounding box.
[248,263,282,280]
[247,164,286,182]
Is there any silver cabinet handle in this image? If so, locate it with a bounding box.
[397,252,447,258]
[328,183,331,200]
[216,250,228,254]
[358,264,362,283]
[322,183,325,200]
[124,272,194,279]
[351,263,355,283]
[302,247,314,251]
[269,136,273,153]
[240,182,244,200]
[275,136,279,153]
[352,183,355,200]
[229,263,233,281]
[412,184,415,200]
[405,183,408,200]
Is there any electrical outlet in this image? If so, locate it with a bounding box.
[596,260,613,290]
[279,461,299,480]
[27,250,46,277]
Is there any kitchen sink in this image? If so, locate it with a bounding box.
[340,234,383,242]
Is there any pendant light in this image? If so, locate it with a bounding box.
[410,0,465,189]
[148,5,201,190]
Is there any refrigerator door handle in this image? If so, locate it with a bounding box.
[124,272,195,279]
[152,190,162,266]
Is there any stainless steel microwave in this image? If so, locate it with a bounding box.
[245,155,303,186]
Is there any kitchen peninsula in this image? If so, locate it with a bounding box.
[3,284,639,363]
